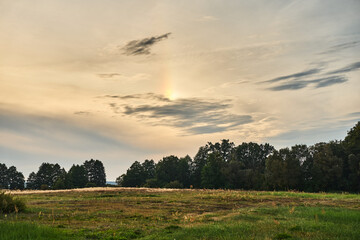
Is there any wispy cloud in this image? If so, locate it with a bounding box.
[319,40,360,55]
[104,94,252,134]
[96,73,121,78]
[74,111,91,116]
[104,93,171,102]
[197,15,218,22]
[262,60,360,91]
[327,61,360,74]
[268,75,348,91]
[314,76,347,88]
[263,68,321,83]
[121,33,171,56]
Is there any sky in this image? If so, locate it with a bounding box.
[1,0,359,181]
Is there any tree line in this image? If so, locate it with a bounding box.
[117,121,360,192]
[0,159,106,190]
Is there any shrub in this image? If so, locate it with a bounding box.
[143,178,159,188]
[164,180,183,189]
[0,192,26,213]
[85,182,97,188]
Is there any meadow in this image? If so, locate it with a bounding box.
[1,187,360,239]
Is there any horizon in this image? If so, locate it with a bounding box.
[1,0,359,181]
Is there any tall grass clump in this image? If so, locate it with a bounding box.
[0,222,74,240]
[0,192,26,213]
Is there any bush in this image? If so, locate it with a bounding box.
[85,182,97,188]
[143,178,159,188]
[164,180,183,189]
[0,192,26,213]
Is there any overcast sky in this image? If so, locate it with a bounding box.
[1,0,359,180]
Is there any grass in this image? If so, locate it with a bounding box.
[1,188,359,239]
[0,221,76,240]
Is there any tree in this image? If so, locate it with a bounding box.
[178,155,192,188]
[156,155,180,186]
[192,140,235,188]
[41,163,62,189]
[0,163,8,189]
[142,159,156,181]
[343,122,360,192]
[116,174,125,186]
[120,161,145,187]
[26,172,38,189]
[191,145,210,188]
[208,139,235,162]
[30,163,66,189]
[284,146,304,190]
[156,155,191,187]
[201,153,226,189]
[265,150,285,190]
[84,159,106,187]
[344,121,360,155]
[233,142,274,190]
[7,166,25,190]
[310,143,343,192]
[67,164,88,188]
[347,154,360,192]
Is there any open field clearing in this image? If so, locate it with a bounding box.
[1,188,360,239]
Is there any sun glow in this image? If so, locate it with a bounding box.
[166,90,178,101]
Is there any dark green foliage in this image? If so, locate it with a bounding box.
[142,159,156,180]
[164,180,183,189]
[67,164,88,188]
[0,192,26,213]
[344,121,360,155]
[117,122,360,192]
[26,172,37,189]
[0,164,24,190]
[231,142,274,190]
[28,163,66,190]
[207,139,235,162]
[347,154,360,192]
[156,155,191,187]
[191,145,210,188]
[85,182,97,188]
[143,178,160,188]
[0,163,8,189]
[25,160,106,190]
[84,159,106,187]
[265,150,286,190]
[201,153,226,189]
[310,142,343,192]
[7,166,25,190]
[120,161,146,187]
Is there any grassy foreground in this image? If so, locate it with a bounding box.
[1,188,360,239]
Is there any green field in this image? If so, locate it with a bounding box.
[1,188,360,239]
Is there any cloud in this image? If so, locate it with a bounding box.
[314,76,347,88]
[104,93,171,102]
[97,73,121,78]
[263,68,321,83]
[268,75,348,91]
[320,40,360,54]
[74,111,91,116]
[347,112,360,117]
[268,82,308,91]
[327,61,360,74]
[121,33,171,56]
[198,15,218,22]
[104,94,252,134]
